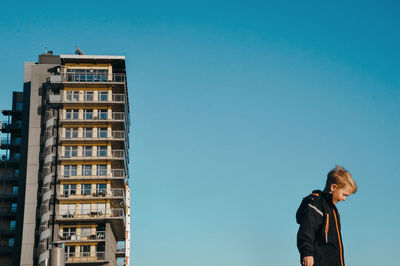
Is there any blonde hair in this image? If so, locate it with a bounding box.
[325,165,357,193]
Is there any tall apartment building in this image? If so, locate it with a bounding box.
[0,49,131,266]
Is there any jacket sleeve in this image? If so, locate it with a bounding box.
[297,204,323,259]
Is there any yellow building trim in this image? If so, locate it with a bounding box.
[61,224,97,229]
[60,161,110,165]
[59,200,109,204]
[60,180,108,185]
[61,124,110,128]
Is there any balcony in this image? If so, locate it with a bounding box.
[51,72,125,84]
[0,121,22,132]
[0,206,17,216]
[65,252,106,263]
[59,169,125,181]
[61,94,126,104]
[59,149,125,161]
[1,138,22,148]
[58,208,124,221]
[59,189,124,200]
[60,231,105,242]
[61,112,125,123]
[59,131,125,142]
[0,190,18,198]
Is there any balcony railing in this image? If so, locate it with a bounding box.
[0,207,17,214]
[1,121,22,131]
[61,112,125,122]
[65,251,105,262]
[60,131,125,141]
[59,149,125,160]
[60,189,123,199]
[54,72,125,83]
[61,94,125,104]
[60,231,105,241]
[59,169,125,180]
[59,208,124,219]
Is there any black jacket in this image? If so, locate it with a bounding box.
[296,190,345,266]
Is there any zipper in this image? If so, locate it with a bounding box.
[325,213,329,243]
[333,209,344,266]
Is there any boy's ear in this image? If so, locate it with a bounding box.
[330,184,337,193]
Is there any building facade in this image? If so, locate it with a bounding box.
[1,50,131,266]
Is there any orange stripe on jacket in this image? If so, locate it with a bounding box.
[333,209,344,266]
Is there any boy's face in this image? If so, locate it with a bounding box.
[331,184,353,204]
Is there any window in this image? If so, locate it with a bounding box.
[63,184,76,197]
[15,137,22,145]
[98,91,108,102]
[94,203,106,214]
[16,102,23,110]
[65,245,75,258]
[80,203,91,215]
[64,146,78,157]
[97,128,107,138]
[98,109,108,120]
[82,165,92,176]
[80,245,91,257]
[63,227,77,240]
[12,186,18,195]
[66,109,79,120]
[83,146,92,157]
[97,146,107,157]
[60,204,76,216]
[81,184,91,195]
[97,165,107,176]
[83,109,93,120]
[83,128,93,138]
[11,203,17,212]
[66,91,79,102]
[65,128,78,138]
[8,238,14,247]
[84,91,94,101]
[9,220,16,231]
[64,165,77,177]
[96,184,106,196]
[80,227,92,239]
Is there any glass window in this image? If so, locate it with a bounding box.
[12,186,18,195]
[66,91,79,101]
[66,109,79,120]
[8,238,14,247]
[16,102,23,110]
[82,165,92,176]
[62,227,77,240]
[97,128,107,138]
[84,91,94,101]
[83,109,93,120]
[60,204,76,216]
[80,245,91,256]
[97,165,107,176]
[98,92,108,102]
[65,128,78,138]
[80,203,91,215]
[98,109,108,120]
[11,203,17,212]
[83,128,93,138]
[83,146,92,157]
[64,165,77,177]
[94,203,106,214]
[64,146,78,157]
[97,146,107,157]
[9,220,16,230]
[80,227,92,239]
[65,245,75,258]
[96,184,106,196]
[81,184,91,195]
[63,184,76,196]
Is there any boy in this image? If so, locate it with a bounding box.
[296,166,357,266]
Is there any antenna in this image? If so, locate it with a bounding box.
[74,46,85,55]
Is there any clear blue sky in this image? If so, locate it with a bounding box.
[1,1,400,265]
